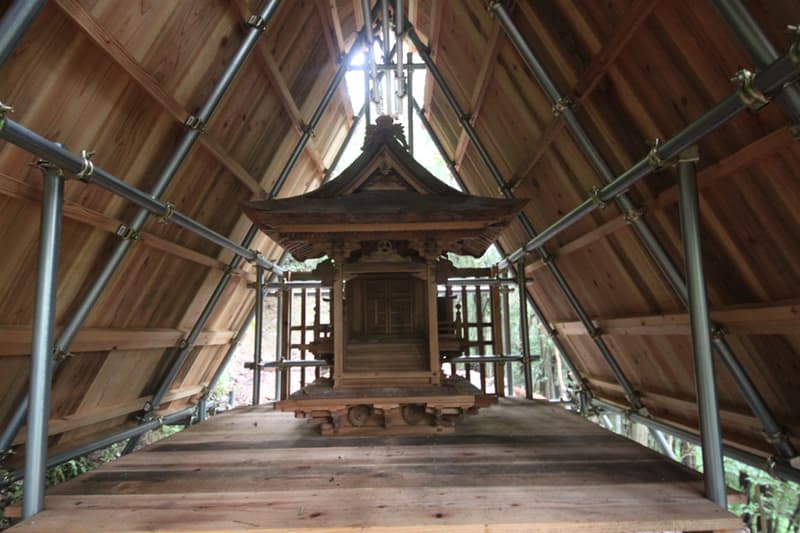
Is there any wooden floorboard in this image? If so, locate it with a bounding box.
[10,399,742,532]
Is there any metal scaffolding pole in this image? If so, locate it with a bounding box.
[713,0,800,123]
[500,283,514,396]
[517,262,533,399]
[144,31,365,414]
[650,428,678,462]
[253,266,264,405]
[22,165,64,518]
[409,26,640,410]
[0,1,283,453]
[273,286,285,401]
[678,149,726,508]
[406,52,414,154]
[594,398,800,485]
[489,0,797,460]
[412,92,585,401]
[1,405,197,488]
[0,0,47,69]
[323,103,366,181]
[495,55,800,265]
[207,306,256,396]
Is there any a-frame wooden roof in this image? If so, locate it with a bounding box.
[1,0,799,479]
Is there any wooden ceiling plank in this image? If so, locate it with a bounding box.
[53,0,267,196]
[524,126,794,271]
[509,0,662,190]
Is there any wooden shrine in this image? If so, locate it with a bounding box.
[242,116,526,434]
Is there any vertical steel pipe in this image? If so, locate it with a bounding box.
[406,51,414,154]
[490,0,796,459]
[0,0,281,454]
[381,0,393,116]
[23,166,64,518]
[253,266,264,405]
[0,0,47,69]
[395,0,405,98]
[274,287,285,401]
[361,0,381,109]
[678,148,726,508]
[517,262,533,400]
[500,282,514,396]
[364,54,372,125]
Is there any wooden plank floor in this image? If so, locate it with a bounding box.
[10,399,742,532]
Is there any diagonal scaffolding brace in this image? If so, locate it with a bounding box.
[408,26,644,412]
[489,0,798,461]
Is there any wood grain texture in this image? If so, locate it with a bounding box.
[8,401,742,532]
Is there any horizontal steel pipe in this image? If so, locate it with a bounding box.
[2,405,197,486]
[448,355,527,364]
[0,118,283,275]
[593,399,800,485]
[257,359,330,369]
[500,49,800,265]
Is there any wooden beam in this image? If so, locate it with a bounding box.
[421,0,444,116]
[325,0,347,56]
[551,301,800,337]
[0,172,255,281]
[523,126,795,271]
[508,0,662,191]
[585,375,784,438]
[11,385,204,446]
[0,325,236,356]
[454,22,504,170]
[53,0,266,196]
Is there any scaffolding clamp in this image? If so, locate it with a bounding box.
[646,138,666,171]
[732,69,770,111]
[0,101,14,131]
[116,223,141,241]
[158,201,176,224]
[246,14,269,32]
[589,185,607,209]
[30,158,65,178]
[624,205,646,223]
[589,327,604,339]
[178,338,189,350]
[53,349,76,363]
[788,25,800,68]
[711,325,729,340]
[184,114,206,133]
[75,149,96,182]
[551,96,573,118]
[486,0,503,15]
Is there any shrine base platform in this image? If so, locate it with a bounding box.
[9,399,743,532]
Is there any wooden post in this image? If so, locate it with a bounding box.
[427,260,440,385]
[490,284,504,396]
[333,251,345,387]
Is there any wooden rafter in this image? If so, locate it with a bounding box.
[551,301,800,337]
[0,172,255,281]
[524,126,795,273]
[229,0,328,176]
[507,0,662,191]
[454,22,504,170]
[421,0,444,118]
[53,0,265,196]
